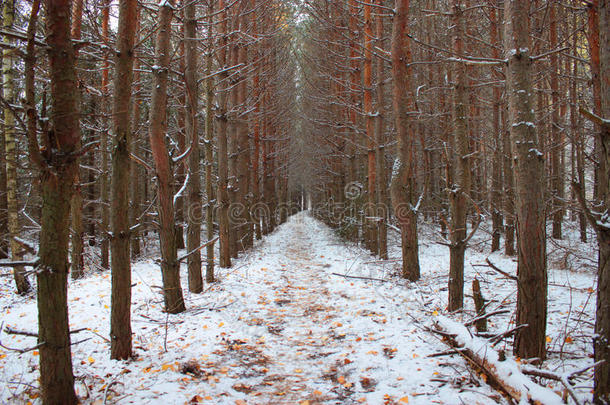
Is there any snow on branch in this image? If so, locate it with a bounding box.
[433,316,564,405]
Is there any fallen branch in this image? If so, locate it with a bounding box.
[0,339,44,354]
[520,364,593,405]
[433,316,564,405]
[4,326,87,337]
[0,258,40,267]
[489,324,528,346]
[464,309,509,328]
[330,272,388,283]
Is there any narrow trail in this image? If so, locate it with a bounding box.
[190,213,495,404]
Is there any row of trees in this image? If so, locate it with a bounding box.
[299,0,608,402]
[0,0,301,402]
[1,0,609,403]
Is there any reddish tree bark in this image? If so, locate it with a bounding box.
[390,0,420,281]
[37,0,80,401]
[110,0,139,360]
[148,0,186,313]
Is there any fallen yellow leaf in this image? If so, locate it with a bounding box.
[88,356,95,364]
[399,396,409,403]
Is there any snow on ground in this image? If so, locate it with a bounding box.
[0,212,597,404]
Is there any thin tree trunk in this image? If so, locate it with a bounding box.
[505,0,548,361]
[237,36,252,250]
[390,0,420,281]
[148,0,186,314]
[110,0,138,360]
[130,9,142,259]
[204,0,215,282]
[375,0,388,260]
[0,103,7,260]
[363,0,377,255]
[217,0,232,268]
[184,0,203,293]
[550,2,563,240]
[3,0,31,294]
[448,0,471,312]
[490,1,503,253]
[502,104,516,256]
[593,1,610,400]
[100,0,110,270]
[589,1,605,202]
[69,0,84,280]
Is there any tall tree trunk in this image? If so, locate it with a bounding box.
[217,0,232,268]
[130,9,142,259]
[227,16,239,258]
[205,0,215,282]
[237,37,252,250]
[571,13,587,243]
[505,0,548,361]
[448,0,471,312]
[252,49,262,241]
[69,0,84,280]
[589,1,605,202]
[363,0,378,255]
[38,0,79,401]
[375,0,388,260]
[3,0,31,294]
[0,104,7,260]
[502,104,516,256]
[184,0,203,293]
[110,0,138,360]
[490,1,503,253]
[148,0,186,313]
[390,0,420,281]
[100,0,110,270]
[593,1,610,401]
[549,2,563,239]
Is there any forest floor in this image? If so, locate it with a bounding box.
[0,212,599,404]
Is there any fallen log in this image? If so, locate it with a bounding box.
[432,316,564,405]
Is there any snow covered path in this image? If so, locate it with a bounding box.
[0,212,519,404]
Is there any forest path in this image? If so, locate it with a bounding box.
[197,212,479,404]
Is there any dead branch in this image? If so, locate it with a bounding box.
[484,258,517,281]
[330,272,388,282]
[432,318,563,404]
[177,237,219,262]
[464,309,509,328]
